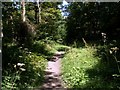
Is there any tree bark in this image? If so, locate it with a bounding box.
[21,0,26,22]
[38,1,41,23]
[34,0,41,23]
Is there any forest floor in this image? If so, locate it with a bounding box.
[41,51,65,89]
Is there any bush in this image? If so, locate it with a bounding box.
[2,43,47,89]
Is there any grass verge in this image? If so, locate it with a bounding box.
[61,46,119,89]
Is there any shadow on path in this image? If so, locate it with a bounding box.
[40,51,65,89]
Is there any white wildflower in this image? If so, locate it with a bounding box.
[19,47,22,49]
[20,68,26,71]
[17,63,25,67]
[14,65,16,68]
[19,56,22,58]
[109,50,112,54]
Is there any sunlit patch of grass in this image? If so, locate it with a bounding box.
[61,46,118,88]
[51,43,70,51]
[61,46,100,88]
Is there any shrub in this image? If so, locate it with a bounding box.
[2,43,47,89]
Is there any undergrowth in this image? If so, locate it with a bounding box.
[61,45,120,89]
[2,41,48,89]
[2,39,70,89]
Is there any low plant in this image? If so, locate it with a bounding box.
[61,45,120,88]
[2,42,47,89]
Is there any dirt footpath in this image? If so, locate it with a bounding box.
[41,51,65,89]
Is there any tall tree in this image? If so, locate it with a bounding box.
[21,0,26,22]
[65,2,120,44]
[34,0,41,23]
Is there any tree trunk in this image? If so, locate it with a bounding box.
[38,2,41,23]
[35,0,41,23]
[21,0,26,22]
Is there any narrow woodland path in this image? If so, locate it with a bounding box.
[41,51,65,89]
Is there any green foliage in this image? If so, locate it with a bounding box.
[2,1,66,89]
[3,1,120,89]
[65,2,120,44]
[2,2,36,47]
[51,43,70,52]
[19,52,47,88]
[37,20,66,43]
[61,47,98,88]
[61,46,120,88]
[17,20,36,47]
[97,40,120,75]
[2,42,47,89]
[30,40,55,57]
[35,2,66,43]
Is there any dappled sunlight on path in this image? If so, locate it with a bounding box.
[41,51,65,89]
